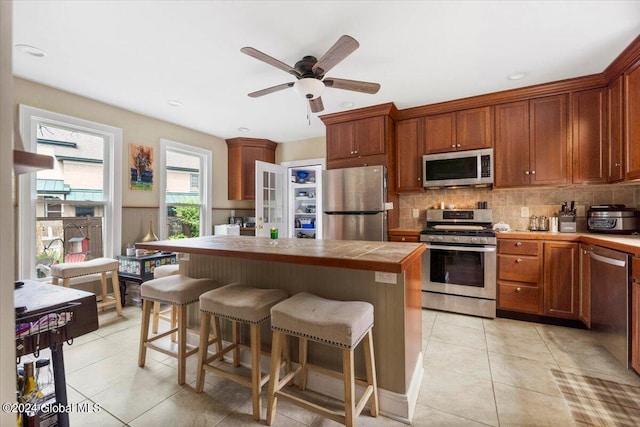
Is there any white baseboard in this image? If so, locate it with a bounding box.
[186,330,423,424]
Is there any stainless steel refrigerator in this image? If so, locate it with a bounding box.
[322,165,387,241]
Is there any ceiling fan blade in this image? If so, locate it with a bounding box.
[309,97,324,113]
[247,82,294,98]
[312,35,359,76]
[323,77,380,94]
[241,47,301,78]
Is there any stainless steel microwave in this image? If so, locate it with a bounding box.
[422,148,493,188]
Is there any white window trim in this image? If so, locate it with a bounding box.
[159,139,212,239]
[18,105,122,279]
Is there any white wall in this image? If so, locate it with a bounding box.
[276,136,326,163]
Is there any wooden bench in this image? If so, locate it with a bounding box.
[50,257,122,316]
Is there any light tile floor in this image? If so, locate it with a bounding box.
[25,306,640,426]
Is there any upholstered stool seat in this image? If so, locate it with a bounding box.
[138,275,219,385]
[196,284,288,421]
[51,257,122,316]
[267,292,379,427]
[151,264,180,334]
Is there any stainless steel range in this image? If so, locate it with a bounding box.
[420,209,496,318]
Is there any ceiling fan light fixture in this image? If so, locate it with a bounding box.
[293,78,325,100]
[507,71,528,81]
[16,44,47,57]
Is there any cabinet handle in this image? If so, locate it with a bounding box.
[516,242,522,246]
[350,151,354,154]
[515,258,522,263]
[451,144,456,148]
[401,237,406,241]
[614,163,621,167]
[516,287,522,293]
[354,150,358,154]
[418,177,421,181]
[531,170,536,175]
[456,144,461,147]
[525,171,530,175]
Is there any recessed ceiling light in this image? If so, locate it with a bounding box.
[340,101,355,108]
[507,72,528,81]
[238,127,250,132]
[167,100,183,107]
[16,44,46,57]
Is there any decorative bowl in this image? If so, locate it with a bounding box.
[296,171,310,180]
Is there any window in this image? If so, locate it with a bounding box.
[19,105,122,280]
[159,139,211,240]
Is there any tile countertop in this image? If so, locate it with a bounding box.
[496,231,640,256]
[136,235,426,274]
[390,227,640,256]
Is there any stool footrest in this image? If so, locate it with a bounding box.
[146,327,178,343]
[203,363,270,389]
[145,342,199,359]
[275,390,346,425]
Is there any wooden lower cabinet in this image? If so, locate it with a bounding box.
[498,238,580,321]
[388,229,420,242]
[632,257,640,374]
[497,239,543,314]
[543,241,579,319]
[579,244,591,327]
[633,283,640,373]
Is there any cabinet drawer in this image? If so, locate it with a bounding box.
[498,282,541,313]
[498,255,540,283]
[388,235,419,243]
[498,240,540,256]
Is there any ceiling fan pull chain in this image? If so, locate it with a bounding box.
[306,101,311,126]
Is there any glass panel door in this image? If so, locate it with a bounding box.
[255,161,287,237]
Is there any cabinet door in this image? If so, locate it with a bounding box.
[608,75,624,182]
[326,122,355,160]
[494,101,530,188]
[625,60,640,180]
[424,112,456,153]
[395,118,424,192]
[543,241,579,319]
[530,95,570,186]
[456,106,493,151]
[579,244,591,327]
[354,116,385,157]
[571,88,607,184]
[633,282,640,374]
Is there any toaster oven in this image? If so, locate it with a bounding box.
[587,205,640,234]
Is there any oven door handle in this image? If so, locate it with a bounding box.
[424,244,496,253]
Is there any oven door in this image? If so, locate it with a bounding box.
[423,243,496,299]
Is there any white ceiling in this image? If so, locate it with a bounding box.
[12,1,640,143]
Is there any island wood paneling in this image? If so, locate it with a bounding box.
[180,253,419,396]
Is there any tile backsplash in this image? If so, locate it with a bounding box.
[398,183,640,231]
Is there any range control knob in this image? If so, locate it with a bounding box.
[453,237,460,242]
[436,236,444,241]
[470,237,479,243]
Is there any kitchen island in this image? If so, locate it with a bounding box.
[137,235,425,423]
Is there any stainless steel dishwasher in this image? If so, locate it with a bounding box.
[590,245,631,368]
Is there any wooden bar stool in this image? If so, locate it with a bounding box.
[266,292,379,427]
[138,275,220,385]
[196,283,288,421]
[151,264,180,334]
[50,257,122,316]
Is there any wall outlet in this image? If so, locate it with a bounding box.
[521,207,530,218]
[412,208,419,218]
[375,271,397,284]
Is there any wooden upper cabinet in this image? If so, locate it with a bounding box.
[529,94,570,186]
[571,88,607,184]
[625,59,640,180]
[494,101,530,188]
[326,121,355,160]
[326,116,386,164]
[608,75,625,182]
[354,116,385,156]
[226,138,276,201]
[424,107,492,154]
[495,95,568,187]
[395,118,424,192]
[456,106,493,151]
[424,113,456,153]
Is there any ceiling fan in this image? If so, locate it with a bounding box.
[241,35,380,113]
